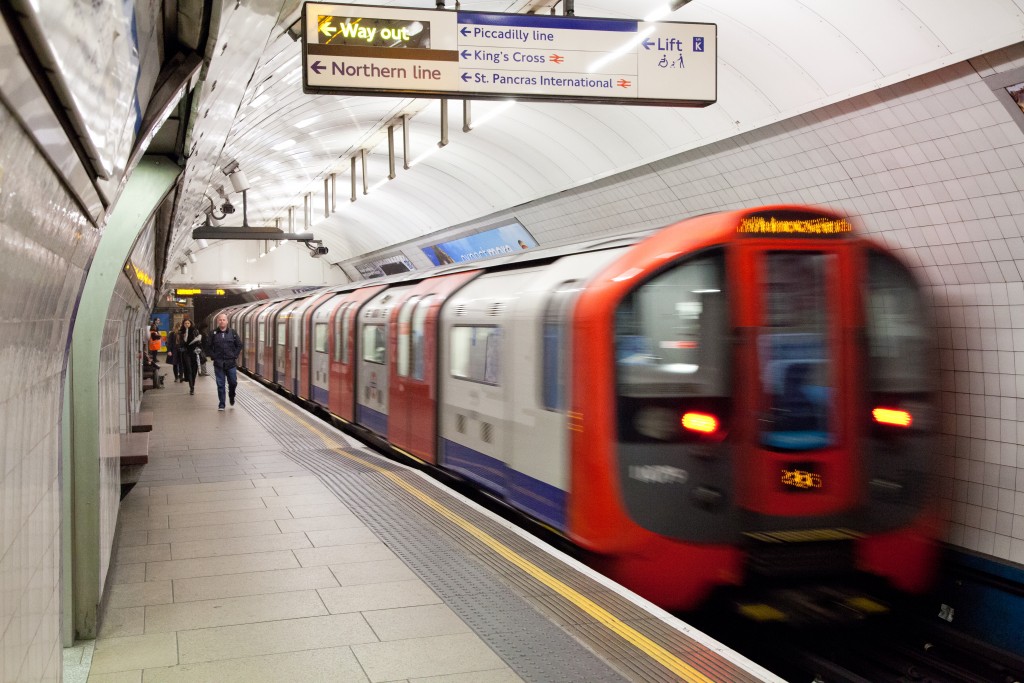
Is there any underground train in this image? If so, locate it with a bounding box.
[214,205,942,612]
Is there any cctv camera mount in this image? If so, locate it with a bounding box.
[192,188,318,244]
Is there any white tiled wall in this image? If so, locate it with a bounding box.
[396,46,1024,566]
[0,102,96,680]
[98,276,149,591]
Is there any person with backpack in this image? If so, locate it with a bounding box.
[208,313,243,411]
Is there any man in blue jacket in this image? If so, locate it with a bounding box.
[209,313,243,411]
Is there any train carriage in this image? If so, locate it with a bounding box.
[219,205,941,612]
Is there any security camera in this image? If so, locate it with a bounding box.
[228,170,250,193]
[221,201,235,214]
[311,245,329,258]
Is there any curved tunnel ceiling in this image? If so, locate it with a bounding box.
[167,0,1024,272]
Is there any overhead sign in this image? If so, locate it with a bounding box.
[175,288,226,296]
[302,3,716,106]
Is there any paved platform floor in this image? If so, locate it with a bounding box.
[85,373,522,683]
[72,369,780,683]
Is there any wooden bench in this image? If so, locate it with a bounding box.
[119,432,149,466]
[131,410,153,433]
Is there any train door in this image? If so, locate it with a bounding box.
[242,305,265,370]
[310,294,343,406]
[300,291,336,400]
[329,285,386,422]
[275,300,300,386]
[733,241,859,517]
[390,271,479,464]
[288,298,314,395]
[355,286,411,436]
[256,302,279,377]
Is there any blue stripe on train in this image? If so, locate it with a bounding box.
[441,439,566,531]
[357,404,388,435]
[311,385,329,406]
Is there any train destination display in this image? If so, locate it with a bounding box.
[302,3,716,106]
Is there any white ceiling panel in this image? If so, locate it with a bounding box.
[168,0,1024,274]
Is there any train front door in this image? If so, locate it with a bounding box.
[732,241,860,518]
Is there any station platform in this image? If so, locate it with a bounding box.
[79,371,783,683]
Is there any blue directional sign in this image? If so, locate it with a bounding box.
[302,3,716,106]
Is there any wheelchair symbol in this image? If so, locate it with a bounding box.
[693,37,704,52]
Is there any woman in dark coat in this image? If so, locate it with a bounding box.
[179,319,202,395]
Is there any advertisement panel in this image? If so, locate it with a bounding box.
[422,221,537,266]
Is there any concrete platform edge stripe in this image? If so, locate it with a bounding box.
[262,399,721,683]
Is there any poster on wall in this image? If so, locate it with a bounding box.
[421,220,537,267]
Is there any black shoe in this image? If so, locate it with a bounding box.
[190,389,194,395]
[229,396,235,406]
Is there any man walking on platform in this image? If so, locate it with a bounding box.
[209,313,243,411]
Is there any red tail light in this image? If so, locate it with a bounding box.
[872,407,912,428]
[682,412,719,434]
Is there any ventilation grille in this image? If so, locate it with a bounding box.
[481,422,493,443]
[455,414,466,433]
[488,302,505,317]
[454,304,467,316]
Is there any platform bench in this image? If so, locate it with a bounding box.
[119,432,149,466]
[131,410,153,433]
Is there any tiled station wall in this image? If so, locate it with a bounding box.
[440,46,1024,565]
[0,104,97,680]
[99,275,149,592]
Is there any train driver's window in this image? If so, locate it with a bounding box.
[865,252,931,392]
[614,250,728,397]
[314,323,329,354]
[362,324,386,364]
[450,326,501,385]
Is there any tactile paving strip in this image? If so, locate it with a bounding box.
[237,384,767,683]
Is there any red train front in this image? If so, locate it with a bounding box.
[568,206,941,610]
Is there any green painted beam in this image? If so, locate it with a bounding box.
[70,156,180,639]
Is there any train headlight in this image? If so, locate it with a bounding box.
[682,411,719,434]
[871,407,912,428]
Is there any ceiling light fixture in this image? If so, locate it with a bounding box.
[644,0,693,22]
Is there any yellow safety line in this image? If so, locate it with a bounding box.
[271,399,719,683]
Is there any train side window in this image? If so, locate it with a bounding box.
[362,324,386,364]
[542,281,580,411]
[411,295,433,381]
[258,318,266,348]
[865,252,932,392]
[450,325,501,385]
[314,323,329,354]
[397,297,419,377]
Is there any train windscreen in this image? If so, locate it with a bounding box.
[865,252,932,393]
[759,251,834,451]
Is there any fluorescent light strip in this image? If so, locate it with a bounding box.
[588,27,654,73]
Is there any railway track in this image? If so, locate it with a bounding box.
[690,600,1024,683]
